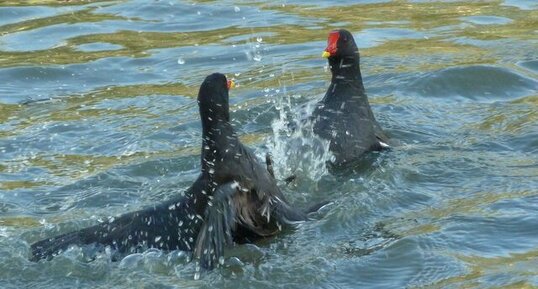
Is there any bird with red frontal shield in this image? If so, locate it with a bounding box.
[313,29,390,168]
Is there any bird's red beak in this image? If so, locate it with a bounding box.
[322,30,340,58]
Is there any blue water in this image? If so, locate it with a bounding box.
[1,0,537,288]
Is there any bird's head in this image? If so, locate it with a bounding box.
[322,29,359,59]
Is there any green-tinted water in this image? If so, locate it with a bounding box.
[1,0,537,288]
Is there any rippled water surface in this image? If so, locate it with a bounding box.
[1,0,537,288]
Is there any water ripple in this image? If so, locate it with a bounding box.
[0,0,537,288]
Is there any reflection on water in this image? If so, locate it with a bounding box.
[0,0,537,288]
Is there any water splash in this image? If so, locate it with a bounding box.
[244,35,265,62]
[252,54,262,62]
[267,87,333,181]
[119,253,144,268]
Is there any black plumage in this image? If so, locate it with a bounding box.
[31,73,308,270]
[313,29,389,167]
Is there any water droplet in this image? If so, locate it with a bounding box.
[119,253,144,268]
[177,57,185,65]
[256,36,263,43]
[234,6,240,12]
[253,54,262,62]
[155,236,162,242]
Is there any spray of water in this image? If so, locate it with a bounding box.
[266,84,334,181]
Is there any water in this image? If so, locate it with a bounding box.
[1,0,537,288]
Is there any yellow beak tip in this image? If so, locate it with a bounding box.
[322,51,331,58]
[228,80,236,89]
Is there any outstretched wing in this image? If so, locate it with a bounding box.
[31,177,208,262]
[191,175,304,270]
[193,181,238,269]
[235,146,308,233]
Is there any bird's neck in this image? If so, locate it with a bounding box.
[201,121,236,173]
[329,54,365,94]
